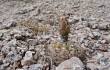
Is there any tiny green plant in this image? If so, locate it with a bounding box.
[52,40,63,49]
[65,43,70,51]
[52,40,71,51]
[74,45,79,56]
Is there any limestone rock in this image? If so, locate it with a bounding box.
[56,57,84,70]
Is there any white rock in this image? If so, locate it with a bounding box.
[98,23,110,30]
[2,19,16,29]
[21,51,34,66]
[29,64,43,70]
[101,40,106,44]
[93,31,101,38]
[104,35,110,43]
[56,57,84,70]
[24,51,34,60]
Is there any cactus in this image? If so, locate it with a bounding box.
[59,16,70,42]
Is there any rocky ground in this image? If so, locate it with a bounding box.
[0,0,110,70]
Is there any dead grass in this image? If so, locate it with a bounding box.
[17,17,50,35]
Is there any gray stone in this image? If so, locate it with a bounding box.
[108,46,110,52]
[92,31,101,38]
[22,66,29,70]
[21,51,35,66]
[29,64,43,70]
[88,32,94,39]
[24,51,34,60]
[2,19,16,29]
[29,46,35,51]
[98,23,110,30]
[101,40,106,44]
[56,57,84,70]
[104,35,110,43]
[27,39,37,46]
[41,35,50,39]
[14,34,25,40]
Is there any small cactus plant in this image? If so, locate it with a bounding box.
[58,16,70,42]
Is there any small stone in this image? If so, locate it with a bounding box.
[104,35,110,43]
[88,32,94,39]
[92,24,98,29]
[29,64,43,70]
[14,34,24,40]
[1,45,10,55]
[108,46,110,52]
[21,51,35,66]
[101,40,106,44]
[22,66,28,70]
[29,46,35,51]
[27,39,37,46]
[92,31,101,39]
[41,35,50,40]
[24,51,34,60]
[2,59,7,64]
[98,23,110,30]
[2,19,16,29]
